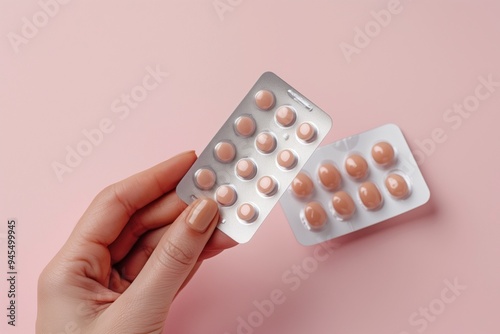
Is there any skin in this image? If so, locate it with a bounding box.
[36,151,237,334]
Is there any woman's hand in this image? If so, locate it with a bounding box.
[37,151,237,334]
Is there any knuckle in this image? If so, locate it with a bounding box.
[156,239,196,269]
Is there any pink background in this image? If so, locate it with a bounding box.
[1,1,499,333]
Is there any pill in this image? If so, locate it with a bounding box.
[257,176,277,196]
[291,172,314,198]
[194,168,216,190]
[255,132,277,154]
[237,202,258,222]
[277,149,297,170]
[214,141,236,163]
[304,202,327,230]
[236,158,257,180]
[358,182,383,210]
[345,154,368,179]
[385,173,410,199]
[332,191,356,219]
[255,90,275,110]
[371,142,395,165]
[275,106,296,127]
[318,163,342,191]
[234,115,256,137]
[215,185,237,206]
[296,122,317,142]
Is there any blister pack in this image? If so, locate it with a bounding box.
[176,72,333,243]
[280,123,430,246]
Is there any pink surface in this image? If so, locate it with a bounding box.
[1,1,499,333]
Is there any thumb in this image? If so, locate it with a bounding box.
[109,198,220,328]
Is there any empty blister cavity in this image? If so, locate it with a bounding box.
[257,176,278,196]
[255,90,275,111]
[303,202,327,230]
[291,172,314,199]
[214,141,236,163]
[345,154,368,180]
[358,182,383,210]
[372,141,395,166]
[385,173,411,199]
[234,115,256,137]
[194,168,216,190]
[215,185,237,206]
[235,158,257,180]
[255,132,277,154]
[317,162,342,191]
[331,191,356,220]
[237,203,258,223]
[296,122,317,143]
[275,105,296,127]
[277,149,298,170]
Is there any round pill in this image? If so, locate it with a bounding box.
[257,176,277,196]
[236,158,257,180]
[215,185,237,206]
[234,115,256,137]
[372,142,395,166]
[291,172,314,198]
[255,90,275,111]
[304,202,327,230]
[214,141,236,163]
[255,132,277,154]
[237,203,258,222]
[277,149,297,170]
[345,154,368,179]
[318,163,342,191]
[385,173,410,199]
[358,182,383,210]
[332,191,356,220]
[296,122,317,143]
[275,106,296,127]
[194,168,216,190]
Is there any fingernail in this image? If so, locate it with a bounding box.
[187,198,218,233]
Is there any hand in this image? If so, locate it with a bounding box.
[36,151,237,334]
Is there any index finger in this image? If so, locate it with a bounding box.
[68,151,197,249]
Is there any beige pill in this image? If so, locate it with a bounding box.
[275,106,296,127]
[318,163,342,191]
[345,154,368,179]
[304,202,327,230]
[215,185,237,206]
[236,158,257,180]
[214,141,236,163]
[372,142,395,166]
[257,176,277,196]
[291,172,314,198]
[332,191,356,219]
[255,132,277,154]
[358,182,383,210]
[296,122,317,142]
[234,115,256,137]
[277,149,297,170]
[255,90,275,110]
[194,168,216,190]
[237,203,258,222]
[385,173,410,199]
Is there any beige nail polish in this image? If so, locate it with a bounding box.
[187,199,218,233]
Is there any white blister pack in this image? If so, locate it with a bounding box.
[176,72,333,243]
[280,123,430,246]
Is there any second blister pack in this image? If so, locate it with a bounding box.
[280,123,430,246]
